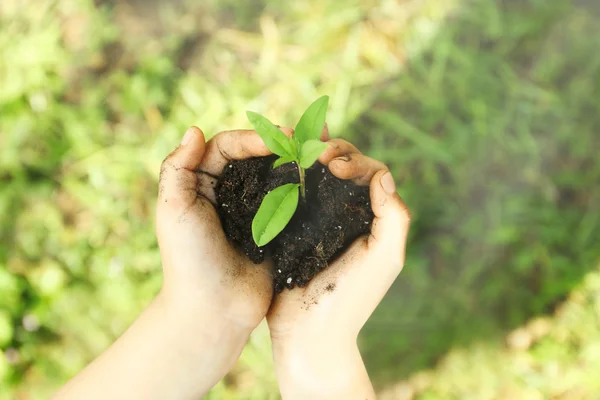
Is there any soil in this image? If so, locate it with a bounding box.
[215,155,374,293]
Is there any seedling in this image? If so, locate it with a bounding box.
[247,95,330,247]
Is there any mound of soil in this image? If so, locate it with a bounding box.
[215,155,374,293]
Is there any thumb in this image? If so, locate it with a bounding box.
[368,170,411,271]
[158,126,206,208]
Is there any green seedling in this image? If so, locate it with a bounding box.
[247,95,330,247]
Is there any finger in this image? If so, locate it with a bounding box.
[368,170,411,269]
[158,126,206,207]
[200,127,294,176]
[318,139,361,165]
[328,153,388,186]
[164,126,206,170]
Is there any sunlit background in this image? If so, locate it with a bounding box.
[1,0,599,398]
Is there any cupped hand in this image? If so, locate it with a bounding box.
[267,138,411,399]
[156,126,287,331]
[56,126,298,400]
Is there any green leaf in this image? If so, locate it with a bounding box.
[299,139,328,169]
[273,155,296,168]
[294,95,329,143]
[246,111,294,157]
[252,183,300,246]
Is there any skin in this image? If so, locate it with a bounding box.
[54,125,410,400]
[269,134,411,400]
[54,127,275,400]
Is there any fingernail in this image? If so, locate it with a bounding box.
[381,172,396,195]
[181,127,196,146]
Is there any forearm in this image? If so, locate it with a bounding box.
[54,293,249,400]
[272,336,375,400]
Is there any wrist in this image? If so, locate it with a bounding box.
[272,333,373,399]
[154,290,251,353]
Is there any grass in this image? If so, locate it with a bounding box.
[1,0,599,398]
[353,0,600,388]
[379,263,600,399]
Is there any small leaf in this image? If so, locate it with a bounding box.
[246,111,294,157]
[273,155,296,168]
[252,183,300,246]
[299,140,328,169]
[294,95,329,143]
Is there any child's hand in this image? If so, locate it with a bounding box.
[156,126,283,331]
[56,126,293,400]
[267,139,411,400]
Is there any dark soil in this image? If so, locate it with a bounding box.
[215,155,374,293]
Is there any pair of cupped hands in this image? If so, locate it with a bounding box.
[55,125,410,400]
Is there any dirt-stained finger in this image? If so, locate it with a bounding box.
[200,127,294,176]
[318,138,361,166]
[157,126,206,208]
[328,153,388,186]
[368,170,410,260]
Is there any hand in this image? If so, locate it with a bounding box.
[267,139,411,400]
[156,126,277,330]
[55,126,287,400]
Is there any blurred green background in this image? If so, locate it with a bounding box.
[1,0,599,398]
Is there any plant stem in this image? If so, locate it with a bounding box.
[298,165,306,199]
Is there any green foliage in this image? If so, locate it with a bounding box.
[252,184,301,247]
[246,111,295,157]
[378,264,600,399]
[350,0,600,390]
[247,96,330,245]
[293,95,329,143]
[272,155,296,169]
[1,0,599,398]
[0,311,13,347]
[299,140,329,169]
